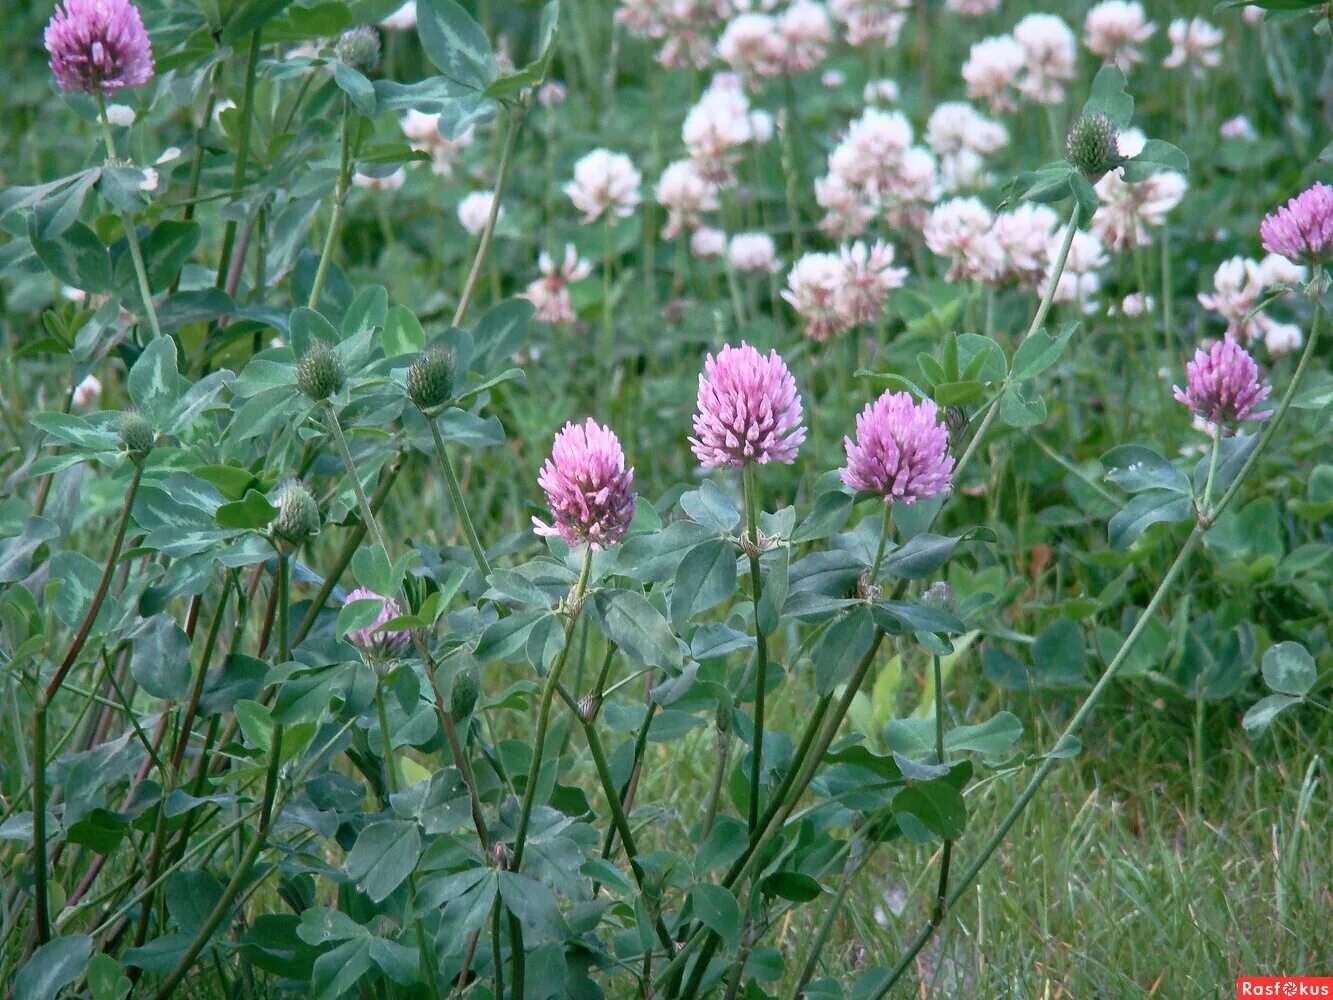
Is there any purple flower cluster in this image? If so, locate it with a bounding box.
[45,0,154,96]
[690,342,807,468]
[342,588,411,662]
[1260,182,1333,266]
[841,391,955,504]
[533,419,637,549]
[1173,339,1271,429]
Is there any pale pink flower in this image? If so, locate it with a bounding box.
[565,149,642,224]
[538,81,568,107]
[380,1,417,30]
[1083,1,1156,72]
[1260,319,1302,358]
[457,191,502,235]
[924,198,1004,284]
[1013,14,1077,105]
[1198,257,1269,342]
[1092,134,1187,252]
[523,245,593,324]
[946,0,1000,13]
[783,252,850,340]
[717,13,784,77]
[828,108,914,196]
[1163,17,1223,76]
[925,102,1008,158]
[73,374,102,408]
[962,35,1026,113]
[656,159,720,239]
[885,147,939,230]
[993,204,1060,288]
[353,169,406,192]
[1052,230,1109,312]
[728,232,780,273]
[1256,253,1306,289]
[815,172,874,239]
[1119,293,1154,318]
[775,0,832,73]
[690,226,727,258]
[683,82,757,182]
[836,241,908,325]
[400,110,474,177]
[830,0,909,48]
[863,78,900,104]
[1220,115,1257,141]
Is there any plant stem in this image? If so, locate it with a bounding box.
[31,699,51,943]
[46,463,144,702]
[95,95,161,341]
[868,503,892,582]
[742,463,768,833]
[216,32,261,290]
[308,97,352,311]
[426,415,491,575]
[454,99,527,328]
[508,546,595,993]
[323,401,390,555]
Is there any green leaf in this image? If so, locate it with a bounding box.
[680,480,740,532]
[691,883,741,952]
[498,872,569,938]
[946,711,1023,758]
[1262,641,1316,696]
[590,590,681,669]
[215,489,278,530]
[813,606,877,694]
[128,337,181,428]
[1081,64,1133,126]
[310,937,372,1000]
[1242,694,1301,738]
[15,934,92,1000]
[29,413,119,452]
[1192,433,1258,497]
[473,298,534,370]
[333,63,377,114]
[29,221,111,294]
[140,221,201,290]
[345,821,422,903]
[222,0,297,43]
[1102,445,1192,495]
[1108,490,1192,550]
[130,615,192,700]
[1032,620,1087,688]
[893,781,966,840]
[695,816,748,873]
[999,384,1047,427]
[417,0,496,92]
[342,286,388,338]
[761,871,822,902]
[1010,323,1078,381]
[1119,139,1189,183]
[234,700,274,752]
[878,533,960,580]
[380,305,426,358]
[1014,162,1074,205]
[86,953,131,1000]
[670,540,738,631]
[289,306,341,355]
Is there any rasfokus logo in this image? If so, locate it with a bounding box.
[1238,978,1333,997]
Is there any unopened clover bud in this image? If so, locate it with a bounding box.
[451,664,480,722]
[297,342,345,401]
[577,694,598,725]
[119,411,154,458]
[271,480,321,546]
[1065,112,1120,182]
[406,348,456,411]
[334,25,381,70]
[491,841,512,870]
